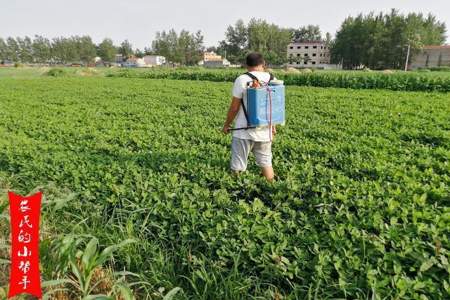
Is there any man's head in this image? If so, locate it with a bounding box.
[246,52,265,70]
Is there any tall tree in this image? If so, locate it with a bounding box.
[152,29,177,62]
[6,37,19,62]
[119,40,134,58]
[97,38,117,62]
[324,32,333,45]
[17,36,33,63]
[77,36,97,64]
[217,19,248,64]
[0,38,8,62]
[247,18,292,65]
[293,25,322,42]
[32,35,51,63]
[51,36,80,63]
[181,30,204,65]
[331,10,447,69]
[218,19,292,65]
[152,29,204,65]
[51,37,68,63]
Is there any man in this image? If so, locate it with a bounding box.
[222,52,276,181]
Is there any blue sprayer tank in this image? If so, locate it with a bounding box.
[246,83,285,127]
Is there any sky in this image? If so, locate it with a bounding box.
[1,0,448,49]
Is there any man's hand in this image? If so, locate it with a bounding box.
[272,126,277,136]
[222,125,230,134]
[223,97,241,135]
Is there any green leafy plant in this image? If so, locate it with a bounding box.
[49,236,136,299]
[0,74,448,299]
[45,68,67,77]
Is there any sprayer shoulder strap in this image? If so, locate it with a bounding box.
[240,72,256,127]
[244,72,274,84]
[244,72,259,83]
[240,97,250,127]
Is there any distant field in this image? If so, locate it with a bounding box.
[1,66,450,78]
[0,66,110,78]
[0,74,449,299]
[2,66,450,92]
[107,68,450,92]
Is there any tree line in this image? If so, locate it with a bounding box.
[151,30,204,65]
[1,35,116,64]
[0,10,447,69]
[0,33,205,66]
[0,19,331,66]
[217,13,446,69]
[332,10,447,69]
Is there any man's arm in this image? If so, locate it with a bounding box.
[222,97,242,134]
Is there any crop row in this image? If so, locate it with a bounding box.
[106,68,450,92]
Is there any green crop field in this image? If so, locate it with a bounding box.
[0,74,449,299]
[107,68,450,92]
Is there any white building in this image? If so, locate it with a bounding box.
[199,51,230,68]
[122,55,166,68]
[143,55,166,66]
[136,58,147,67]
[287,41,331,68]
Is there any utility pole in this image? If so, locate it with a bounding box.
[404,43,411,71]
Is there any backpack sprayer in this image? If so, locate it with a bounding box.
[231,72,286,140]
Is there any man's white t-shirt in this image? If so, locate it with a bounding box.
[231,71,272,142]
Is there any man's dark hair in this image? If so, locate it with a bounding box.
[246,52,265,67]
